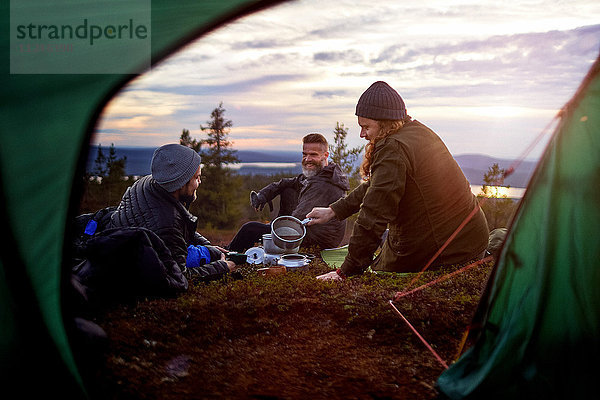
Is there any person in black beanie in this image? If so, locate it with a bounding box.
[307,81,489,280]
[109,143,238,280]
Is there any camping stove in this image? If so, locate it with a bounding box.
[262,233,298,266]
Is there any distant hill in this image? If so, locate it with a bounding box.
[86,146,538,187]
[86,146,300,176]
[454,154,538,187]
[233,150,300,163]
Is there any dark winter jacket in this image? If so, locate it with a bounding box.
[73,226,189,302]
[108,175,230,279]
[331,120,489,276]
[259,163,350,249]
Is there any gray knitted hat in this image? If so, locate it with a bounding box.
[151,144,201,192]
[355,81,407,120]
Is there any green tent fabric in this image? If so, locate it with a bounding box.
[437,55,600,399]
[0,1,286,397]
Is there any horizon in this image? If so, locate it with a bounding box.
[87,145,537,188]
[87,143,544,163]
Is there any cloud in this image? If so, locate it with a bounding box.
[142,73,306,95]
[313,50,364,64]
[93,0,600,160]
[373,24,599,68]
[367,25,600,107]
[228,52,303,72]
[230,38,291,50]
[312,90,347,99]
[95,128,124,135]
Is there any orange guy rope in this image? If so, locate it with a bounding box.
[385,112,560,373]
[402,113,559,291]
[389,300,449,369]
[406,203,481,290]
[507,114,559,175]
[395,256,493,300]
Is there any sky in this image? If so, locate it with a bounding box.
[94,0,600,161]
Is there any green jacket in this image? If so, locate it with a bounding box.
[330,120,488,276]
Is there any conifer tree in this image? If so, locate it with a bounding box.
[92,143,127,181]
[329,122,364,189]
[478,163,517,230]
[85,143,128,209]
[184,102,243,229]
[105,144,127,183]
[93,143,108,178]
[180,128,201,152]
[200,102,240,169]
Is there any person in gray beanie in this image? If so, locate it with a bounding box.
[109,143,238,281]
[307,81,489,280]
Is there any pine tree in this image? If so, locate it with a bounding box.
[180,128,201,152]
[93,144,108,178]
[329,122,364,189]
[186,103,243,229]
[105,144,127,183]
[478,163,517,230]
[92,143,127,181]
[84,143,129,210]
[200,102,239,169]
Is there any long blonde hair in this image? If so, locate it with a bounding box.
[360,116,412,180]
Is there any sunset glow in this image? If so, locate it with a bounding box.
[94,0,600,161]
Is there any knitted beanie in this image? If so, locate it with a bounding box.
[355,81,407,120]
[151,144,201,192]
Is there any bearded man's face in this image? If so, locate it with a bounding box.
[302,142,328,177]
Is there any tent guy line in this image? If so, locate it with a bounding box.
[394,256,494,300]
[388,257,494,370]
[384,111,563,372]
[398,109,561,293]
[389,300,449,370]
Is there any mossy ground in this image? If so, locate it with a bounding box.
[85,240,493,400]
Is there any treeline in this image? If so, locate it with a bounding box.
[79,102,364,230]
[79,102,516,232]
[80,143,135,212]
[78,150,290,228]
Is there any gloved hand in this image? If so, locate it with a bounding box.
[250,191,273,212]
[186,245,211,269]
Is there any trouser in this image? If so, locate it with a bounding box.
[228,221,271,252]
[228,187,299,252]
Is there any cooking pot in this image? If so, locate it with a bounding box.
[278,253,310,270]
[263,233,299,255]
[271,215,306,251]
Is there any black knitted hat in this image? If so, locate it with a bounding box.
[355,81,407,120]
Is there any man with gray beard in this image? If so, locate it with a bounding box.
[228,133,350,252]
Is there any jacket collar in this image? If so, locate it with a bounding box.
[148,176,198,223]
